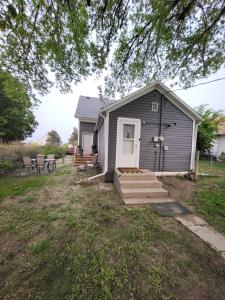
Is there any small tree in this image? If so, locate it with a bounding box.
[46,130,61,145]
[0,72,38,142]
[68,127,78,145]
[195,105,225,153]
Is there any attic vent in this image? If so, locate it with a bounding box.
[152,102,159,112]
[86,97,90,99]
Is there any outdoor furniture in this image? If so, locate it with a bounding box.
[77,146,83,157]
[21,156,35,174]
[36,155,48,173]
[46,154,56,171]
[86,154,99,173]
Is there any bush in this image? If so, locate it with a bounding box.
[40,145,63,159]
[219,152,225,162]
[0,143,68,170]
[0,160,13,174]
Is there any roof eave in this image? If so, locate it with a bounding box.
[100,81,201,122]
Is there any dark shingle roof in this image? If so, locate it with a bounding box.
[75,95,114,120]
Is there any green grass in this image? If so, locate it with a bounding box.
[199,159,225,176]
[191,176,225,234]
[186,160,225,234]
[0,163,225,299]
[0,175,49,201]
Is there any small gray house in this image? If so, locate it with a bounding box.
[75,81,201,182]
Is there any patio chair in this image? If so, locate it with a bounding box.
[47,154,56,171]
[86,154,99,173]
[21,156,35,175]
[36,155,48,173]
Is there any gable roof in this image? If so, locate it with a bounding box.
[101,81,201,122]
[75,95,114,121]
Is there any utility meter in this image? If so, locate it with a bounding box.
[152,136,159,142]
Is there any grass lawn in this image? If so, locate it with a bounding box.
[0,160,225,299]
[162,159,225,235]
[194,159,225,234]
[199,159,225,176]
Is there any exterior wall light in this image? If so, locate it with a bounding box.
[167,122,176,127]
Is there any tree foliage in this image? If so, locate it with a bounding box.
[68,127,78,145]
[0,1,225,98]
[46,130,61,145]
[195,104,225,153]
[0,71,38,142]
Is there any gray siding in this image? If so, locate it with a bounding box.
[108,90,193,177]
[98,122,105,170]
[79,121,96,147]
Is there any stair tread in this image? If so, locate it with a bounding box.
[120,179,160,184]
[124,198,174,204]
[121,187,167,193]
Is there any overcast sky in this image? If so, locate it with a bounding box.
[29,67,225,143]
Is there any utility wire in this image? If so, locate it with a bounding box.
[170,77,225,93]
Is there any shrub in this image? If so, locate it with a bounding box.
[219,152,225,162]
[0,143,68,169]
[40,145,63,159]
[0,160,13,174]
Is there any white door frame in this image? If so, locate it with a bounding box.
[115,117,141,168]
[82,132,93,154]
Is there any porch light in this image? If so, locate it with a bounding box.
[167,122,176,127]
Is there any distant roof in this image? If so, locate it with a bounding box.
[74,95,114,120]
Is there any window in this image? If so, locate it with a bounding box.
[123,124,135,154]
[152,102,159,112]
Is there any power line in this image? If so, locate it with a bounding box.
[171,77,225,92]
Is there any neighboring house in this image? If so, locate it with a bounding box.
[212,124,225,158]
[37,134,49,145]
[75,81,201,181]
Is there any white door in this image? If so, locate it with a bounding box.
[82,132,93,155]
[116,117,141,168]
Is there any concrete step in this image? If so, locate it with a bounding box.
[121,187,168,199]
[124,197,174,207]
[119,174,156,180]
[120,179,162,188]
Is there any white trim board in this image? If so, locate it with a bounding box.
[154,171,187,176]
[115,117,141,169]
[190,120,196,170]
[78,117,97,123]
[104,112,109,173]
[101,81,201,123]
[78,119,80,146]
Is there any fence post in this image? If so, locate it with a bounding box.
[195,151,200,176]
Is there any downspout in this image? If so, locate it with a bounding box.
[86,111,109,181]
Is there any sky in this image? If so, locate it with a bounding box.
[29,68,225,143]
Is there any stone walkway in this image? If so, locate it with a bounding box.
[175,214,225,259]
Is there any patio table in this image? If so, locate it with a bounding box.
[31,158,56,170]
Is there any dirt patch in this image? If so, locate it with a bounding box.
[160,176,195,203]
